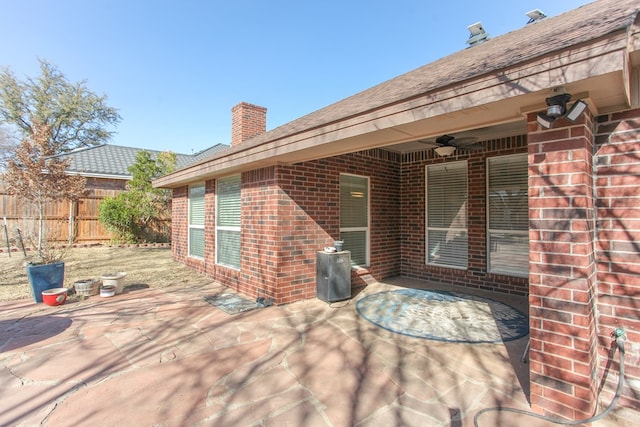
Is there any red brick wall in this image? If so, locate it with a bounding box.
[400,136,529,295]
[269,149,401,304]
[527,111,600,420]
[239,167,280,301]
[171,186,188,263]
[368,150,403,279]
[169,110,640,418]
[273,162,336,303]
[174,138,526,302]
[171,149,400,305]
[594,109,640,409]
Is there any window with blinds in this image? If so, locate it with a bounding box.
[188,184,205,258]
[426,162,468,268]
[216,175,241,269]
[487,154,528,277]
[340,174,369,266]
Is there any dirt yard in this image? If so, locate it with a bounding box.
[0,245,212,302]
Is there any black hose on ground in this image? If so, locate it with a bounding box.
[474,330,627,426]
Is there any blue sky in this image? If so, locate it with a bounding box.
[1,0,591,154]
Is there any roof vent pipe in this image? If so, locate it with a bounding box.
[466,22,489,47]
[526,9,547,24]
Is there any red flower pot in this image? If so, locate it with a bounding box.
[42,288,68,306]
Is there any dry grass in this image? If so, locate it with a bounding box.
[0,245,212,302]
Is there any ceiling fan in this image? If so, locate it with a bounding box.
[419,134,484,156]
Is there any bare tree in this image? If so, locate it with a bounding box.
[3,121,86,260]
[0,60,120,258]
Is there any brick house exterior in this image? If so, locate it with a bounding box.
[155,0,639,421]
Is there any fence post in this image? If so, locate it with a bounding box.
[69,200,74,244]
[3,217,9,257]
[15,227,27,257]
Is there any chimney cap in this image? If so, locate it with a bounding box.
[232,101,267,112]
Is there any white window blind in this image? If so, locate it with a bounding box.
[216,175,241,269]
[340,174,369,266]
[487,154,528,277]
[188,184,205,258]
[426,162,468,268]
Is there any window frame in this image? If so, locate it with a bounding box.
[188,183,205,259]
[486,153,529,277]
[425,161,468,269]
[339,173,370,267]
[215,175,241,270]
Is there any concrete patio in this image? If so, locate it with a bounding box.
[0,279,633,426]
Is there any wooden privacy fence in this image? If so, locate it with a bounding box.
[0,184,171,246]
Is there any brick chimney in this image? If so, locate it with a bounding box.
[231,102,267,146]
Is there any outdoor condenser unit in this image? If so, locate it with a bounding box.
[316,251,351,303]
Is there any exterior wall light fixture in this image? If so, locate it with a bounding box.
[536,93,588,129]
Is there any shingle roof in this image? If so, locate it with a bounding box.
[217,0,639,153]
[154,0,640,188]
[57,143,228,178]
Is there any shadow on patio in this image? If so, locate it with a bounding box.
[0,279,630,426]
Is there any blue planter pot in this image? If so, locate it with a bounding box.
[26,262,65,303]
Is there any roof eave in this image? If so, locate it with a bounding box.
[66,171,131,180]
[155,0,640,189]
[154,32,632,189]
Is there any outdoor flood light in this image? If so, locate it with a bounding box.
[546,93,571,118]
[566,99,588,122]
[536,113,555,129]
[546,103,564,117]
[536,93,588,128]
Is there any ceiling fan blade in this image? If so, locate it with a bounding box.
[417,139,439,148]
[455,142,484,150]
[418,134,483,151]
[435,134,455,145]
[450,136,479,146]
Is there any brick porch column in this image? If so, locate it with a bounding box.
[527,110,599,420]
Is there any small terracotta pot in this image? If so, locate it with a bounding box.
[42,288,68,306]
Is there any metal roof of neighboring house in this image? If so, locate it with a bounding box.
[189,145,230,162]
[57,143,228,179]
